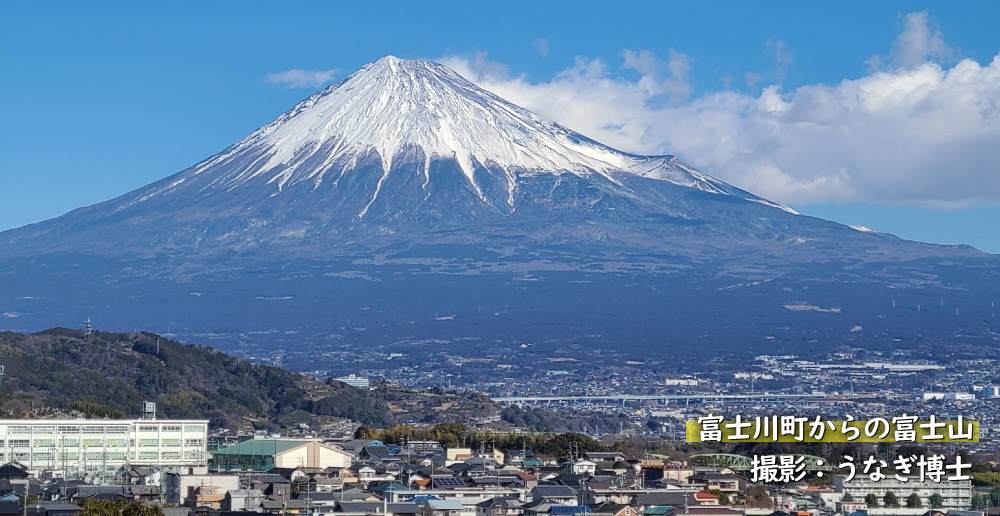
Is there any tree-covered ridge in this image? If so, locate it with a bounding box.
[0,328,393,428]
[0,328,632,435]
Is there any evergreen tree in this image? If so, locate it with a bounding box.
[906,493,922,508]
[81,500,164,516]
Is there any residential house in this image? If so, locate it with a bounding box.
[413,497,463,516]
[522,502,592,516]
[337,440,385,456]
[584,454,626,464]
[126,485,163,504]
[405,441,444,455]
[589,503,640,516]
[633,491,702,510]
[260,498,309,515]
[224,489,265,512]
[531,485,579,506]
[693,492,720,506]
[188,485,225,509]
[687,473,742,496]
[445,449,473,466]
[358,446,392,464]
[476,497,523,516]
[172,473,240,507]
[0,465,28,482]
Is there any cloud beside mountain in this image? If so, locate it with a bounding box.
[439,12,1000,209]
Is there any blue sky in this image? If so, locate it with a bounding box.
[2,2,999,251]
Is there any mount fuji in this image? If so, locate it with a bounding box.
[1,56,996,368]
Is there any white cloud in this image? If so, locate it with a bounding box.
[744,39,794,88]
[889,11,953,69]
[620,48,692,105]
[265,68,339,89]
[437,15,1000,207]
[767,39,793,84]
[623,49,659,76]
[533,38,549,57]
[439,51,510,81]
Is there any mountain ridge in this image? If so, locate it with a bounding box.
[1,55,799,258]
[0,55,996,365]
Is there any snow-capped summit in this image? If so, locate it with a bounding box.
[1,56,992,359]
[157,55,791,215]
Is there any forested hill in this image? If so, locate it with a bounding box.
[0,328,393,428]
[0,328,631,435]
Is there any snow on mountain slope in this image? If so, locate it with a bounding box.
[141,56,794,217]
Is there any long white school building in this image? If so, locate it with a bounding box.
[0,419,209,479]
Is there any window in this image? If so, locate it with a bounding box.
[12,452,29,461]
[138,452,158,459]
[139,439,158,447]
[184,425,204,433]
[33,452,53,460]
[162,425,182,432]
[105,426,128,434]
[162,439,181,447]
[82,426,104,434]
[34,439,55,447]
[58,426,80,434]
[106,439,128,448]
[8,426,29,435]
[107,452,126,460]
[60,439,79,447]
[33,426,55,434]
[85,452,103,460]
[161,452,181,459]
[138,426,158,432]
[184,439,204,447]
[83,439,104,447]
[9,439,29,447]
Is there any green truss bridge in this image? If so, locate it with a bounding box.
[689,453,832,471]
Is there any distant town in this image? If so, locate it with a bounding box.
[0,376,996,516]
[265,343,1000,455]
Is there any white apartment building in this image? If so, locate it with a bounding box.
[0,419,209,480]
[835,474,972,511]
[335,374,370,388]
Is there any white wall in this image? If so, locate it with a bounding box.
[275,442,351,469]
